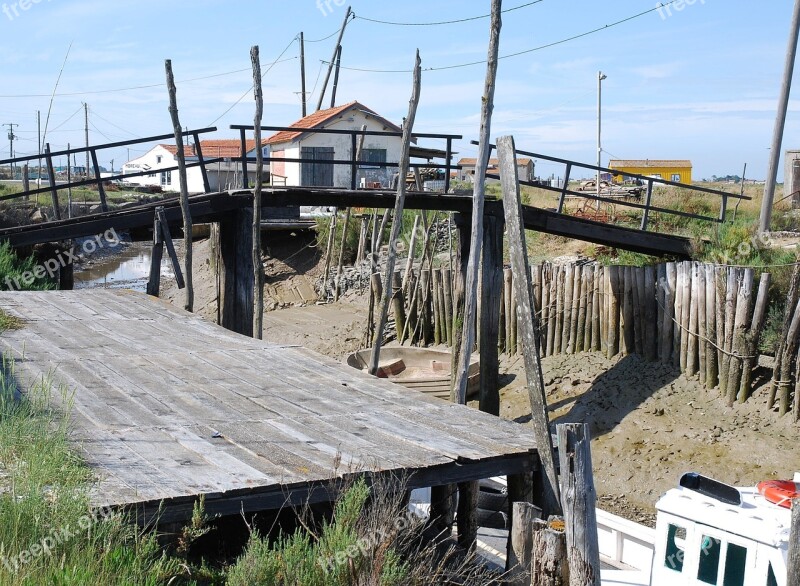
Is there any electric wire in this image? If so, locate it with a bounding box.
[354,0,544,26]
[326,2,681,73]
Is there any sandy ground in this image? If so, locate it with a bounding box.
[162,237,800,527]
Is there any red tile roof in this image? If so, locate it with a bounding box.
[159,139,268,159]
[265,101,401,145]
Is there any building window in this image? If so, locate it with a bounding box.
[672,173,681,182]
[697,536,721,584]
[156,155,163,164]
[360,148,387,168]
[160,171,172,186]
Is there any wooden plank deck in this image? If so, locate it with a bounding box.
[0,290,539,524]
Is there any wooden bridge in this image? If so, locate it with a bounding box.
[0,290,540,526]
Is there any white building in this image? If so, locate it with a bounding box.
[457,157,535,183]
[122,139,268,193]
[266,101,403,189]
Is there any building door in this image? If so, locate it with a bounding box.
[301,147,335,187]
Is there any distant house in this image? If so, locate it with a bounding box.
[265,101,403,189]
[122,139,269,193]
[609,160,692,185]
[457,157,534,183]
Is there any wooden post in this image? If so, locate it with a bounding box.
[779,296,800,416]
[727,269,754,406]
[392,271,407,344]
[788,498,800,586]
[453,0,502,405]
[634,267,646,357]
[322,211,338,298]
[369,272,383,346]
[645,266,657,361]
[457,480,479,552]
[368,52,421,374]
[662,262,677,364]
[687,263,700,377]
[165,59,194,313]
[607,265,620,358]
[432,268,442,345]
[22,164,29,193]
[436,269,448,345]
[531,518,570,586]
[592,265,602,352]
[721,269,739,396]
[548,265,559,357]
[356,216,367,265]
[562,264,575,354]
[44,144,61,220]
[715,267,728,385]
[508,502,542,585]
[705,264,719,389]
[681,263,694,371]
[569,265,581,353]
[333,207,351,302]
[251,46,265,339]
[450,214,470,399]
[769,262,800,409]
[740,272,771,402]
[146,211,165,297]
[442,267,454,346]
[576,266,588,354]
[557,423,601,586]
[429,484,454,541]
[622,266,635,356]
[219,208,255,337]
[504,268,513,353]
[479,214,503,416]
[696,266,707,379]
[498,135,561,518]
[402,214,421,293]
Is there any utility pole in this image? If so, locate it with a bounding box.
[84,103,90,179]
[300,32,307,117]
[4,123,18,179]
[330,45,343,109]
[760,0,800,234]
[316,6,352,111]
[597,71,607,208]
[37,110,41,185]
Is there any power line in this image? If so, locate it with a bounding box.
[49,104,84,133]
[90,109,140,138]
[328,2,680,74]
[304,20,353,42]
[354,0,544,26]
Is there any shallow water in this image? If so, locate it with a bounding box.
[73,241,177,292]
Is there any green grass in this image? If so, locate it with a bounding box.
[0,354,185,585]
[0,242,55,292]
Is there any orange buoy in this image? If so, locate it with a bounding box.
[757,480,800,509]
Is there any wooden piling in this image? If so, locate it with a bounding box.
[569,265,581,354]
[740,272,770,402]
[715,266,727,386]
[576,266,588,355]
[726,269,754,406]
[530,519,570,585]
[633,267,646,357]
[622,266,635,356]
[554,265,564,356]
[562,264,574,354]
[720,268,739,396]
[705,264,719,390]
[504,268,513,354]
[557,423,601,586]
[548,266,559,357]
[508,502,541,585]
[392,271,407,344]
[607,265,620,358]
[540,264,551,355]
[479,215,503,416]
[644,266,657,361]
[442,267,454,346]
[687,263,699,377]
[432,268,442,345]
[662,262,677,364]
[680,262,693,371]
[592,265,602,352]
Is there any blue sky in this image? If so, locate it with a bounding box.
[1,0,798,181]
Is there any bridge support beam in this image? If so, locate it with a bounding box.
[219,208,254,337]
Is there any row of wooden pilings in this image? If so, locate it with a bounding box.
[386,260,776,407]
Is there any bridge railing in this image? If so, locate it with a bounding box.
[0,127,218,220]
[231,125,462,194]
[474,141,750,232]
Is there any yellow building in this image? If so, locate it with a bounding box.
[609,160,692,185]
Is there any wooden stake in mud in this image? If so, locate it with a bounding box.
[705,264,719,389]
[251,46,265,339]
[452,0,502,405]
[726,269,754,406]
[740,272,770,402]
[402,214,422,293]
[498,135,561,518]
[769,261,800,409]
[165,59,194,313]
[368,52,421,376]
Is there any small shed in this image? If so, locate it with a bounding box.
[609,160,693,185]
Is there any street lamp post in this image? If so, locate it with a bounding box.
[597,71,607,206]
